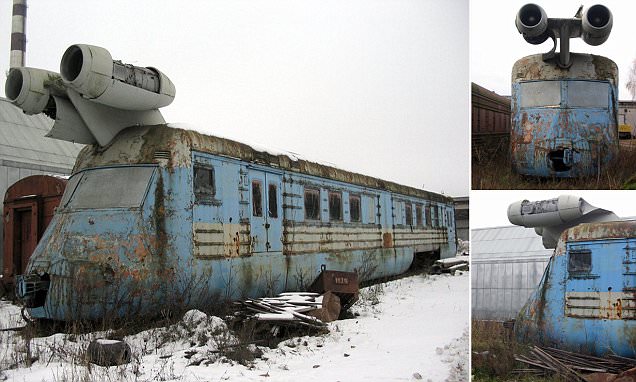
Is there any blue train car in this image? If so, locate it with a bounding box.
[511,4,618,177]
[511,54,619,177]
[15,125,456,321]
[516,220,636,357]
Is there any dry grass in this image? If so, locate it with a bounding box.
[472,139,636,189]
[471,320,564,382]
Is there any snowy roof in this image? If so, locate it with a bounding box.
[472,225,553,262]
[0,98,83,170]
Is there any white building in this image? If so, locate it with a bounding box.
[471,225,552,320]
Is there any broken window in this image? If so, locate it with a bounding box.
[268,183,278,218]
[329,191,342,221]
[252,180,263,217]
[349,194,361,222]
[405,203,413,226]
[194,165,215,201]
[568,249,592,274]
[416,205,423,227]
[304,188,320,220]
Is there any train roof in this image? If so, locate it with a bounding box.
[471,83,510,106]
[74,124,452,204]
[561,220,636,243]
[511,53,618,84]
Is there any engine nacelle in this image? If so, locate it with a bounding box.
[516,3,549,45]
[582,4,612,46]
[60,44,175,111]
[507,195,583,227]
[5,67,59,115]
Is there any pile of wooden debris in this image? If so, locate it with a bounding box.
[234,268,360,330]
[515,346,636,382]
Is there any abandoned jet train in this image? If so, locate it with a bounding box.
[509,196,636,357]
[511,4,618,178]
[4,44,457,321]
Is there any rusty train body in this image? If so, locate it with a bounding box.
[511,54,619,177]
[516,220,636,357]
[15,125,456,320]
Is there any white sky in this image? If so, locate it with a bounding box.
[471,190,636,229]
[471,0,636,98]
[0,0,469,197]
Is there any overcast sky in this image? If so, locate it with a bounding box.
[471,190,636,229]
[471,0,636,98]
[0,0,469,197]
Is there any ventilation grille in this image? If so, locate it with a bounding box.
[153,150,170,160]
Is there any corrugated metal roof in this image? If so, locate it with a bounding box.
[472,225,553,261]
[0,98,83,169]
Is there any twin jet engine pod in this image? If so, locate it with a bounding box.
[515,3,612,46]
[515,3,549,45]
[581,4,613,46]
[5,67,59,115]
[60,44,175,110]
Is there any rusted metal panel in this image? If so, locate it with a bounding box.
[282,223,383,255]
[511,53,619,177]
[193,222,252,258]
[565,291,636,320]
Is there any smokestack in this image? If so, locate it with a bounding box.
[10,0,27,68]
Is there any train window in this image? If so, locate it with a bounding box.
[304,188,320,220]
[329,191,342,221]
[567,81,609,109]
[431,205,437,227]
[268,183,278,218]
[568,249,592,274]
[425,204,432,226]
[65,166,155,209]
[349,194,361,222]
[520,81,560,108]
[194,165,215,201]
[405,203,413,226]
[252,180,263,217]
[367,196,376,223]
[416,204,423,227]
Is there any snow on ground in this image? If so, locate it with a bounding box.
[0,272,468,382]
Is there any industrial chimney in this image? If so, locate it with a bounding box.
[10,0,27,68]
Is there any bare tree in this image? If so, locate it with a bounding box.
[627,58,636,100]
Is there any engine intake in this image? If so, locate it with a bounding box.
[60,44,175,110]
[5,67,59,115]
[582,4,612,46]
[516,3,548,44]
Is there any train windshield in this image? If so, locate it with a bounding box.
[520,80,610,109]
[61,166,155,210]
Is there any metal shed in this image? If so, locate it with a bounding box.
[0,97,82,273]
[472,225,552,320]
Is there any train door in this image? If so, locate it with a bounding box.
[249,169,282,253]
[9,201,38,277]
